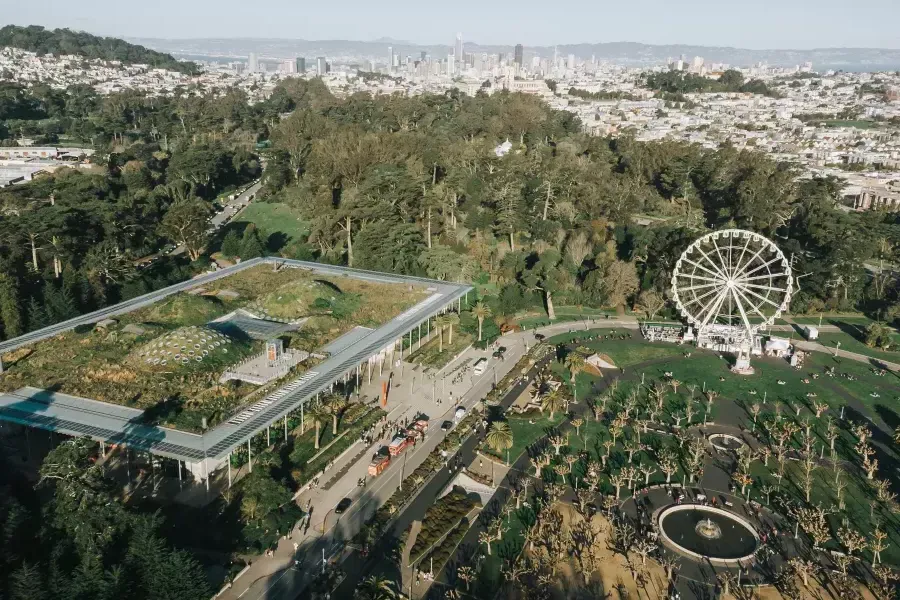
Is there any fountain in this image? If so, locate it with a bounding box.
[658,505,759,564]
[695,517,723,539]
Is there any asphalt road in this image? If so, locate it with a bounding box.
[325,357,547,600]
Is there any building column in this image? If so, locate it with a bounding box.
[417,323,422,349]
[178,460,183,482]
[227,453,232,488]
[465,290,469,307]
[284,415,288,439]
[100,440,105,456]
[301,402,305,432]
[458,297,461,312]
[248,439,253,473]
[267,426,270,446]
[203,460,209,492]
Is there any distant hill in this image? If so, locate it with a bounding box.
[131,36,900,71]
[0,25,198,74]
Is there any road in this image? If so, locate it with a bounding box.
[222,327,548,600]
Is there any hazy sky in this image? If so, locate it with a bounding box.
[3,0,900,49]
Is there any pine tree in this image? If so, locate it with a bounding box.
[10,563,46,600]
[27,297,49,332]
[220,230,242,258]
[0,272,23,339]
[239,227,266,260]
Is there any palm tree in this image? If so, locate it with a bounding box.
[445,311,460,345]
[434,314,449,352]
[325,395,349,435]
[307,405,327,449]
[486,421,514,462]
[541,388,566,420]
[471,301,491,342]
[357,575,399,600]
[564,351,586,401]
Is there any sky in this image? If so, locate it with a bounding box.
[3,0,900,49]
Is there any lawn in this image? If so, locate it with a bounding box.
[566,336,687,368]
[407,331,474,369]
[234,202,309,241]
[483,412,565,463]
[750,459,900,566]
[822,120,880,129]
[814,329,900,364]
[517,306,625,330]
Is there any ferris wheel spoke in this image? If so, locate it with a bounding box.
[729,287,754,334]
[736,273,790,283]
[711,237,731,278]
[681,285,724,309]
[737,285,784,310]
[694,246,729,280]
[680,257,726,281]
[738,282,789,294]
[699,286,731,328]
[732,285,771,324]
[680,281,725,293]
[732,242,768,279]
[736,255,783,280]
[675,273,725,284]
[733,234,752,277]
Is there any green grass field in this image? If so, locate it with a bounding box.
[750,460,900,566]
[235,202,309,241]
[483,412,566,463]
[815,330,900,364]
[407,331,474,369]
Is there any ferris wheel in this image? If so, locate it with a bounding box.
[671,229,793,340]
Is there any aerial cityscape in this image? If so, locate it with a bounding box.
[0,5,900,600]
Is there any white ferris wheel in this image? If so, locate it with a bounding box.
[671,229,793,358]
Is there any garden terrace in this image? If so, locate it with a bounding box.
[0,258,472,482]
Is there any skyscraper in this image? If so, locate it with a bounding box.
[447,54,456,76]
[514,44,524,68]
[248,52,258,73]
[296,57,306,73]
[316,56,327,76]
[388,46,393,71]
[455,33,463,65]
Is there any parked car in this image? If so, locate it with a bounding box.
[454,407,467,423]
[441,420,454,431]
[335,497,353,514]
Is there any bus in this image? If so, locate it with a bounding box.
[473,358,488,375]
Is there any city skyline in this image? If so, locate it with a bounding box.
[2,0,900,50]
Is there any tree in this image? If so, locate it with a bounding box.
[356,575,399,600]
[633,289,666,321]
[159,198,213,261]
[325,395,349,435]
[485,421,514,461]
[0,272,23,338]
[602,260,639,313]
[220,229,242,257]
[541,389,566,420]
[444,311,460,345]
[239,225,266,259]
[307,405,327,449]
[471,301,491,342]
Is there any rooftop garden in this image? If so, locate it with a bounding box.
[0,265,429,431]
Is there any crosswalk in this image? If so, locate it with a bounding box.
[228,371,319,425]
